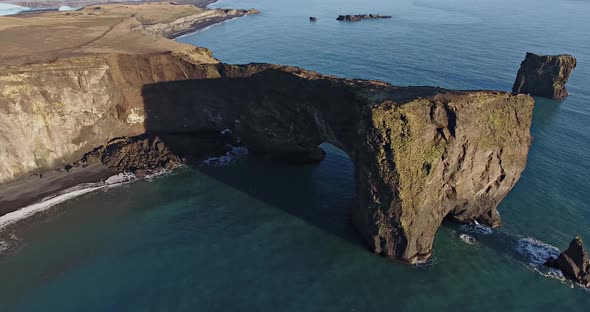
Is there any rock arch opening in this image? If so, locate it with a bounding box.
[134,60,533,263]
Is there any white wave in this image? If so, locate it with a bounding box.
[530,264,575,288]
[0,184,105,231]
[0,172,142,232]
[202,146,248,166]
[0,3,30,16]
[459,233,477,245]
[515,237,561,265]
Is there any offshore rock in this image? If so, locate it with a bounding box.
[0,54,534,263]
[336,14,392,22]
[545,236,590,287]
[512,52,577,99]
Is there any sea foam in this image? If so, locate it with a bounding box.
[515,237,561,266]
[0,172,139,232]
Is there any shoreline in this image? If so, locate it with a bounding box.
[0,164,115,218]
[0,1,250,222]
[169,14,242,39]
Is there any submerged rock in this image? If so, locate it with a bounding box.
[336,14,392,22]
[545,236,590,287]
[512,52,577,100]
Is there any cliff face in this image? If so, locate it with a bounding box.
[0,53,534,263]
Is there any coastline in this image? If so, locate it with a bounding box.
[0,164,114,218]
[0,2,251,226]
[166,13,242,40]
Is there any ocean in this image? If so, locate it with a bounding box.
[1,0,589,310]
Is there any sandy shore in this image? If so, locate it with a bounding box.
[0,164,114,217]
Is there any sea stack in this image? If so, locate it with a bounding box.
[512,52,577,100]
[336,14,392,22]
[545,236,590,287]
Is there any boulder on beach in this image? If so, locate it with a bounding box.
[512,52,577,100]
[545,236,590,288]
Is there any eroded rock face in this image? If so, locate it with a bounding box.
[512,52,577,99]
[0,53,534,263]
[545,236,590,287]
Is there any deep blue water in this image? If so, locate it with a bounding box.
[1,0,589,310]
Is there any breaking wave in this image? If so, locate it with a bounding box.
[514,237,561,266]
[454,221,577,288]
[202,146,248,166]
[0,171,166,233]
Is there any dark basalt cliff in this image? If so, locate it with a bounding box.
[512,52,577,100]
[0,53,534,263]
[546,236,590,287]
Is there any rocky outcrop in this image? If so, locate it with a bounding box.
[337,14,392,22]
[512,52,577,100]
[0,53,534,263]
[79,135,182,177]
[79,132,238,177]
[545,236,590,287]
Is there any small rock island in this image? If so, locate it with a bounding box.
[336,14,392,22]
[512,52,577,100]
[545,236,590,288]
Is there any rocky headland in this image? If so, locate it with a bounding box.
[512,52,577,100]
[545,236,590,288]
[0,3,534,263]
[337,14,392,22]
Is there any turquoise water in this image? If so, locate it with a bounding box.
[1,0,590,310]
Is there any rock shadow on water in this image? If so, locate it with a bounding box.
[138,67,367,249]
